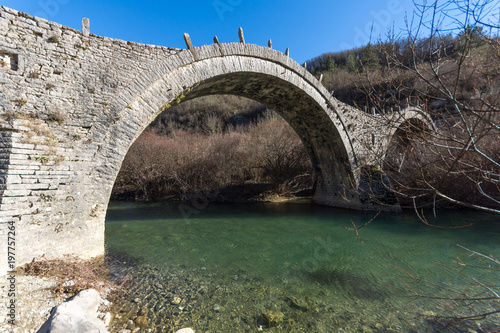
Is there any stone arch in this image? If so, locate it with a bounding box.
[85,44,375,219]
[383,107,436,160]
[0,8,411,276]
[349,107,435,209]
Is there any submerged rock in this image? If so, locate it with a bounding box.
[261,310,284,327]
[134,308,148,329]
[285,296,309,312]
[175,329,195,333]
[37,289,108,333]
[126,320,135,330]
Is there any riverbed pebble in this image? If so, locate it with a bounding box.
[171,296,182,305]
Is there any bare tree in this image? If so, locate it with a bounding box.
[377,2,500,326]
[362,0,500,213]
[340,2,500,326]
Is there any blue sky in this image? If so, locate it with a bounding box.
[2,0,417,63]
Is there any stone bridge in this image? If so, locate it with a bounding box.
[0,6,434,275]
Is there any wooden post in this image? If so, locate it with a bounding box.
[285,48,289,56]
[268,39,272,48]
[214,36,219,44]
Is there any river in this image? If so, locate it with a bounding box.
[105,200,499,332]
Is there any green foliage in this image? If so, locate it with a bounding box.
[303,29,500,114]
[175,92,186,105]
[34,156,50,164]
[326,56,335,71]
[75,43,87,50]
[456,26,489,54]
[360,45,381,71]
[160,103,171,112]
[346,53,360,73]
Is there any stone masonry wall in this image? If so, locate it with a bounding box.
[0,6,180,276]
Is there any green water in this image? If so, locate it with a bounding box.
[105,201,500,332]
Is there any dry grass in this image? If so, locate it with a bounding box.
[21,255,128,300]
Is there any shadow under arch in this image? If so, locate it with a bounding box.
[383,107,437,160]
[90,44,373,214]
[380,107,437,205]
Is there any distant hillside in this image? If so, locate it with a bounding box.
[305,27,499,118]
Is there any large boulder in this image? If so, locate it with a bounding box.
[37,289,108,333]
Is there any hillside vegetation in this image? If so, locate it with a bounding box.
[113,96,313,202]
[306,26,500,210]
[308,27,499,114]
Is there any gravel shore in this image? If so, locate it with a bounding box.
[0,274,60,333]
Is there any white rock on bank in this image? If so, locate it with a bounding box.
[175,329,195,333]
[37,289,108,333]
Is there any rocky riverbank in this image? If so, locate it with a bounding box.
[111,183,314,205]
[1,260,489,333]
[0,274,60,333]
[0,256,197,333]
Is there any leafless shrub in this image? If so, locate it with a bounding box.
[114,118,313,201]
[202,112,224,135]
[244,119,313,193]
[47,109,66,124]
[341,0,500,214]
[148,95,267,136]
